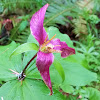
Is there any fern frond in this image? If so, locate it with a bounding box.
[43,0,80,26]
[0,0,41,13]
[72,17,88,37]
[9,19,29,44]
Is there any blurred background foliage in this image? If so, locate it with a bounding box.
[0,0,100,44]
[0,0,100,99]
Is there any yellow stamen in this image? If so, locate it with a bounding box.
[41,34,56,49]
[49,34,56,41]
[45,34,56,45]
[44,35,48,43]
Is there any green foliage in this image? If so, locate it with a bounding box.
[94,0,100,11]
[0,1,100,99]
[53,59,65,82]
[87,15,100,24]
[43,0,80,26]
[24,26,97,87]
[1,0,100,95]
[51,61,97,86]
[74,34,100,71]
[0,2,3,13]
[0,25,99,99]
[0,0,42,13]
[72,17,88,37]
[69,0,100,38]
[83,87,100,100]
[0,42,22,81]
[64,52,89,69]
[10,20,30,44]
[0,41,66,100]
[10,43,39,58]
[0,79,65,100]
[18,21,28,32]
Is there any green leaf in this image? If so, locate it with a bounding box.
[0,79,66,100]
[66,95,78,100]
[85,87,100,100]
[19,21,28,32]
[53,59,65,82]
[60,84,74,93]
[27,34,38,44]
[63,52,89,69]
[50,61,97,86]
[0,42,22,81]
[10,43,39,58]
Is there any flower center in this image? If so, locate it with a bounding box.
[40,34,61,53]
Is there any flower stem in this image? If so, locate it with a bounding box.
[21,53,37,77]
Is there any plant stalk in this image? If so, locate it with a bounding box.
[21,53,37,77]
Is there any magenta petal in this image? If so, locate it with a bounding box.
[50,39,75,57]
[36,51,54,95]
[50,39,61,50]
[30,4,49,45]
[60,41,75,58]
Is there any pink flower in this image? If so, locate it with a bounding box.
[30,4,75,95]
